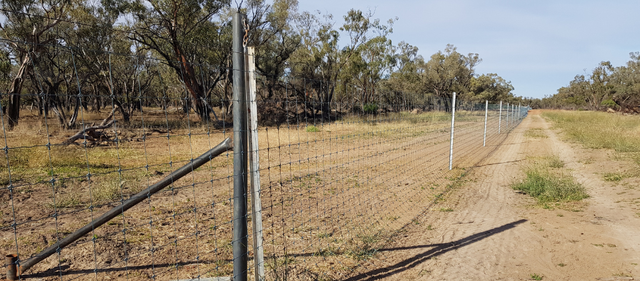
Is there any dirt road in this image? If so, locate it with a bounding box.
[348,110,640,280]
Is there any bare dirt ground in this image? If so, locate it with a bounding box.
[347,110,640,280]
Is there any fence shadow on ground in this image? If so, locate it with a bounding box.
[472,159,524,168]
[343,219,527,281]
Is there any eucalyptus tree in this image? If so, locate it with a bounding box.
[419,44,481,110]
[125,0,231,122]
[242,0,301,101]
[587,61,614,110]
[0,0,72,128]
[611,52,640,110]
[0,50,11,92]
[288,9,395,116]
[468,73,514,103]
[380,41,424,107]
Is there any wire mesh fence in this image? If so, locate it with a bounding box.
[248,83,526,280]
[0,34,528,281]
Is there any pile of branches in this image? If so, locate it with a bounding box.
[63,108,118,146]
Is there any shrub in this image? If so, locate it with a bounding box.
[305,125,320,132]
[363,103,378,115]
[601,99,617,109]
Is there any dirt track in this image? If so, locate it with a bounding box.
[348,110,640,280]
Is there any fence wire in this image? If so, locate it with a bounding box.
[0,41,527,281]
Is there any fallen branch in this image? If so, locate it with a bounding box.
[63,120,115,145]
[100,105,118,126]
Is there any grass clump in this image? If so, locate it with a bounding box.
[513,169,587,203]
[530,273,543,280]
[94,179,124,203]
[524,128,548,138]
[513,157,588,204]
[603,172,624,182]
[547,156,565,168]
[305,125,320,132]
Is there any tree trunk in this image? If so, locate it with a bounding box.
[67,96,80,128]
[7,55,31,129]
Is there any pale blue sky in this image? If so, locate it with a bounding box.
[297,0,638,99]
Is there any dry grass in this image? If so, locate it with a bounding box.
[0,106,500,280]
[524,128,548,138]
[543,110,640,181]
[543,111,640,165]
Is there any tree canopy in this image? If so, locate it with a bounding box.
[0,0,520,129]
[531,53,640,112]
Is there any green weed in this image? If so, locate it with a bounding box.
[306,125,320,132]
[603,172,624,182]
[513,166,588,204]
[530,273,543,280]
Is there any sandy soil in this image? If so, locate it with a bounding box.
[346,110,640,280]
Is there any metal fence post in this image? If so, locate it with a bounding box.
[483,100,488,147]
[498,101,502,134]
[506,102,509,130]
[246,46,265,281]
[449,92,456,170]
[512,104,515,126]
[232,11,248,281]
[518,102,521,121]
[512,103,515,128]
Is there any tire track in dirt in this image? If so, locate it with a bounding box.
[348,110,640,280]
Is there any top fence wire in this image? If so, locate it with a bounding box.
[0,38,528,281]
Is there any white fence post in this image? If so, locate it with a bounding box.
[483,100,488,147]
[511,104,515,128]
[506,102,509,131]
[247,47,265,281]
[498,101,502,134]
[449,92,456,170]
[518,102,521,121]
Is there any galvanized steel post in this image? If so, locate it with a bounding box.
[232,11,248,281]
[247,46,265,281]
[508,103,510,129]
[498,101,502,134]
[483,100,488,147]
[449,92,456,170]
[519,102,521,121]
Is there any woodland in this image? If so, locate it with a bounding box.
[0,0,563,131]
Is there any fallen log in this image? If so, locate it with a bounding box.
[63,120,115,145]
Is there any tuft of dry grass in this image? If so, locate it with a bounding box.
[524,128,548,138]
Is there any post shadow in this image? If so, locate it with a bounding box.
[343,219,527,281]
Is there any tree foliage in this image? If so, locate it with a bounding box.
[1,1,521,130]
[534,54,640,112]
